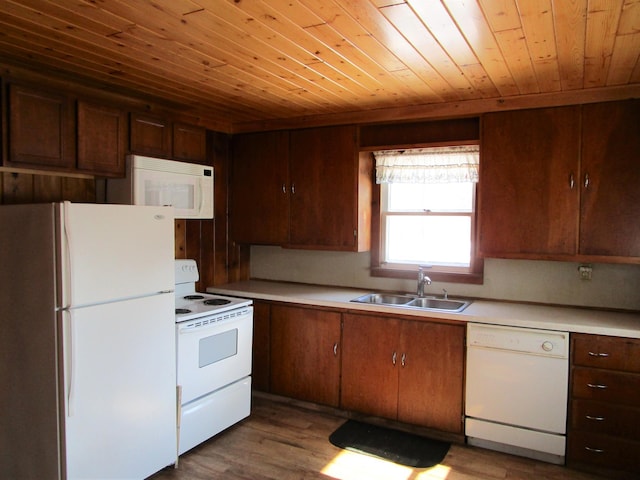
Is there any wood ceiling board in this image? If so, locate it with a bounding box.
[0,0,637,129]
[380,4,480,99]
[493,28,541,95]
[552,0,588,91]
[583,0,623,89]
[516,0,563,92]
[442,0,520,97]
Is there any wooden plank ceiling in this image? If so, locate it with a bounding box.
[0,0,639,132]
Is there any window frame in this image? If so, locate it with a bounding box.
[368,143,484,285]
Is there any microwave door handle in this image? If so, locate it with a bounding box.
[198,180,204,214]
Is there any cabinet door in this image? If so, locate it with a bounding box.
[77,101,127,177]
[270,305,341,406]
[398,321,465,433]
[251,301,271,392]
[130,112,172,157]
[230,131,289,244]
[173,122,207,163]
[8,84,75,169]
[289,125,360,250]
[480,107,581,257]
[341,313,400,420]
[580,100,640,258]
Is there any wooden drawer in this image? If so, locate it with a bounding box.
[567,430,640,474]
[572,367,640,406]
[571,398,640,440]
[573,334,640,373]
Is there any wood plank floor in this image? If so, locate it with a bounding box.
[151,394,612,480]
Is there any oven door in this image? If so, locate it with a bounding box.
[177,307,253,405]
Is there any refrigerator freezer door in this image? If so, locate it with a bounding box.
[59,202,174,308]
[62,293,177,479]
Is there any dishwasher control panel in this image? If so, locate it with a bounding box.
[467,323,569,358]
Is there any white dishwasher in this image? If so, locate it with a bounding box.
[465,323,569,465]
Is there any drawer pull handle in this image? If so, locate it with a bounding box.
[584,446,604,454]
[588,351,609,358]
[585,415,605,421]
[587,383,608,389]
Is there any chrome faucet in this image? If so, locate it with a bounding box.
[417,266,432,298]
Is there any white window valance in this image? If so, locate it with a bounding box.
[374,145,479,184]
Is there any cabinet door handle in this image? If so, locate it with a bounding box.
[401,353,406,367]
[392,351,397,366]
[588,351,609,358]
[333,343,338,356]
[584,446,604,454]
[282,184,287,194]
[584,173,590,188]
[585,415,605,421]
[291,183,296,194]
[569,173,575,189]
[587,383,608,389]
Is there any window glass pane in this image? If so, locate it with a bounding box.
[387,183,473,212]
[385,216,471,266]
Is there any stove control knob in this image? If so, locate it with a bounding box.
[542,341,553,352]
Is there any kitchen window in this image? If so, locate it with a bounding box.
[371,145,483,284]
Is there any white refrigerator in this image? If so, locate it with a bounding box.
[0,202,177,479]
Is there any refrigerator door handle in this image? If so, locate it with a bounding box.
[62,201,74,308]
[63,308,76,417]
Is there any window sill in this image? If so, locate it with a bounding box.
[371,266,484,285]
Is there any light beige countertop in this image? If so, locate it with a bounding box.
[207,280,640,339]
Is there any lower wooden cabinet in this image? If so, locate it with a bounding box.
[341,312,465,433]
[251,301,271,393]
[568,333,640,476]
[270,304,342,407]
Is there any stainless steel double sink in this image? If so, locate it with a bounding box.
[351,293,471,313]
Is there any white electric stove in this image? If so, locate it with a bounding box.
[173,259,253,455]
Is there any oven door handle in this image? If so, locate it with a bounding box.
[178,321,234,334]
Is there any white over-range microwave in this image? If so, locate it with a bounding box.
[107,155,214,219]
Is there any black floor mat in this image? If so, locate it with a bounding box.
[329,420,450,468]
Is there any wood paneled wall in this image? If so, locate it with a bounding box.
[173,130,246,291]
[0,172,96,204]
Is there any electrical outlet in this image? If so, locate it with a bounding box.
[578,265,593,280]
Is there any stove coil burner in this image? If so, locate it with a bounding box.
[203,298,231,306]
[175,308,192,314]
[183,295,205,300]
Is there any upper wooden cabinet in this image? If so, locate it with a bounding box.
[129,112,172,157]
[230,125,372,251]
[173,122,207,164]
[7,84,75,170]
[579,100,640,258]
[479,106,581,257]
[479,100,640,263]
[231,130,290,245]
[341,312,465,433]
[77,100,127,177]
[129,113,207,164]
[289,125,371,251]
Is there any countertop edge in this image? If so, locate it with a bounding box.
[207,281,640,339]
